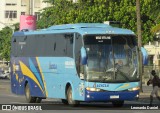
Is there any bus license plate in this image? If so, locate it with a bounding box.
[110,95,119,99]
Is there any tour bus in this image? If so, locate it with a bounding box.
[10,23,148,107]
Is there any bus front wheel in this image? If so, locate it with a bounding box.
[25,84,36,103]
[112,100,124,107]
[61,99,68,105]
[67,86,79,106]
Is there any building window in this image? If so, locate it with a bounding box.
[34,0,40,8]
[21,12,25,15]
[6,3,17,6]
[5,11,17,18]
[21,0,27,6]
[35,12,40,20]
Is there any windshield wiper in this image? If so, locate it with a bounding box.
[116,68,130,81]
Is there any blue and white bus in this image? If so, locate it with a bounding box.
[10,23,147,107]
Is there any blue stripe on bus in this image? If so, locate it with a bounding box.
[29,58,45,90]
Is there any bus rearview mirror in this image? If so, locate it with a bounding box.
[141,47,148,65]
[81,47,87,65]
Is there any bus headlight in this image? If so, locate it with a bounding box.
[86,87,101,92]
[128,87,140,91]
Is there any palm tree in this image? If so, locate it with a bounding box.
[136,0,143,92]
[136,0,142,47]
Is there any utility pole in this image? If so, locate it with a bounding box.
[26,0,33,15]
[136,0,143,92]
[30,0,33,15]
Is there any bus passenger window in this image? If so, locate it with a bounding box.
[75,34,83,79]
[70,37,73,44]
[13,38,16,42]
[65,34,74,57]
[54,42,56,51]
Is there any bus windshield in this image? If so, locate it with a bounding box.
[84,35,139,83]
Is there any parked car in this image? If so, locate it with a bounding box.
[0,68,10,79]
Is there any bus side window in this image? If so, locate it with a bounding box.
[11,37,17,57]
[75,34,83,77]
[54,42,56,51]
[16,36,26,57]
[65,34,74,58]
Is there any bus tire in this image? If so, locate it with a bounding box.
[112,100,124,107]
[61,99,68,105]
[36,97,42,103]
[25,84,36,103]
[67,86,79,106]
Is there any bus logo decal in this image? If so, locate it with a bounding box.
[65,61,74,68]
[49,63,57,69]
[96,84,109,87]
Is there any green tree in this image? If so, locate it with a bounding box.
[0,27,12,61]
[38,0,160,44]
[1,0,160,60]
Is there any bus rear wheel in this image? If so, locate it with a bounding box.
[67,86,79,106]
[36,97,42,103]
[112,100,124,107]
[25,84,36,103]
[61,99,68,105]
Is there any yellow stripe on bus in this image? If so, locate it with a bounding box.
[19,61,44,94]
[36,57,48,97]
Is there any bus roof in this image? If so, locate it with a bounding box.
[13,23,135,37]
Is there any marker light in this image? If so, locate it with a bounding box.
[87,95,90,98]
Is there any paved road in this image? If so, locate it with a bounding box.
[0,79,159,113]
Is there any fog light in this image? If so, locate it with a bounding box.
[87,95,90,98]
[136,94,139,98]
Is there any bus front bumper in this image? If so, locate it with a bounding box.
[85,90,139,102]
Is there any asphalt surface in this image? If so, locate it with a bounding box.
[0,79,160,113]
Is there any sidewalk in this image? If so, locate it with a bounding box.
[138,85,160,104]
[139,85,153,98]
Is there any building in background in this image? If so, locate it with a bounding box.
[144,32,160,67]
[144,42,160,66]
[0,0,51,30]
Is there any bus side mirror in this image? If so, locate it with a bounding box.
[81,47,87,65]
[141,47,148,65]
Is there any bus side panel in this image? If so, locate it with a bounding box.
[24,77,45,97]
[10,57,23,95]
[11,56,86,101]
[10,57,46,98]
[10,57,19,95]
[37,57,85,101]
